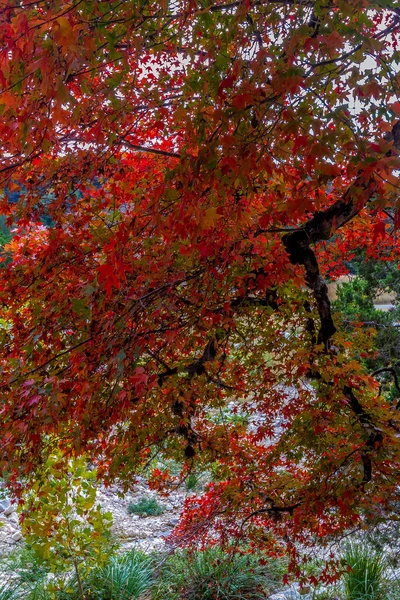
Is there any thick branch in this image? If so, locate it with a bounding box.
[283,120,400,347]
[116,140,181,159]
[343,386,383,486]
[283,229,335,347]
[282,180,371,347]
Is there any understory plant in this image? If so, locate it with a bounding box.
[153,546,285,600]
[28,548,155,600]
[0,582,20,600]
[343,542,388,600]
[83,549,154,600]
[18,448,113,598]
[127,496,165,517]
[1,544,49,585]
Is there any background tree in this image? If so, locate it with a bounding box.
[334,252,400,402]
[0,0,400,569]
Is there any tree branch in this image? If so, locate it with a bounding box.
[283,119,400,348]
[115,139,181,159]
[371,366,400,406]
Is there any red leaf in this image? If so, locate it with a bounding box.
[217,75,237,99]
[372,221,386,244]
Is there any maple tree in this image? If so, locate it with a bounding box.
[1,0,400,573]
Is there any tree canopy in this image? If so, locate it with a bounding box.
[1,0,400,569]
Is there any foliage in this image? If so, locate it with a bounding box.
[0,0,400,565]
[81,549,155,600]
[28,549,155,600]
[342,542,388,600]
[18,449,113,598]
[333,266,400,401]
[334,277,400,360]
[354,254,400,301]
[21,547,283,600]
[153,547,285,600]
[27,581,53,600]
[361,525,400,600]
[127,497,165,517]
[0,217,11,250]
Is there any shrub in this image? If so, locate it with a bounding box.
[343,542,388,600]
[127,497,165,517]
[153,547,285,600]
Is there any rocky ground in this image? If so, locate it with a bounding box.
[96,479,186,553]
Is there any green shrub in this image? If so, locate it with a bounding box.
[127,497,165,517]
[153,547,285,600]
[0,545,50,600]
[343,542,388,600]
[19,449,113,599]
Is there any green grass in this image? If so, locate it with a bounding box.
[185,473,200,492]
[2,545,49,585]
[127,497,165,517]
[0,582,21,600]
[25,549,155,600]
[27,581,52,600]
[0,544,50,600]
[87,549,154,600]
[343,542,388,600]
[153,547,285,600]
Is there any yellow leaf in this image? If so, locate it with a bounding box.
[55,17,74,45]
[203,207,222,228]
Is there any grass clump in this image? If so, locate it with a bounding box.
[28,581,52,600]
[153,547,285,600]
[84,549,154,600]
[127,497,165,517]
[26,549,154,600]
[343,542,388,600]
[0,582,21,600]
